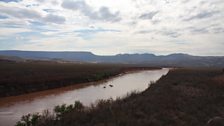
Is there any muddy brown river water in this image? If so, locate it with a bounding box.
[0,68,169,126]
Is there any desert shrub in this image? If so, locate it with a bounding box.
[16,68,224,126]
[74,101,84,110]
[54,101,84,120]
[16,113,40,126]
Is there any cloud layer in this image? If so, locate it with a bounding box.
[0,0,224,56]
[61,0,121,22]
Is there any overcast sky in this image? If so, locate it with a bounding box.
[0,0,223,56]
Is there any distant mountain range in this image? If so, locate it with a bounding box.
[0,50,224,67]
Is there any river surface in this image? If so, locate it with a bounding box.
[0,68,169,126]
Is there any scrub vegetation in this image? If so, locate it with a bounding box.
[0,61,121,97]
[0,61,159,97]
[16,68,224,126]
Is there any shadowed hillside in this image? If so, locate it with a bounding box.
[0,61,159,97]
[0,62,123,97]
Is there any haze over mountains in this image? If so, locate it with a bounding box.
[0,50,224,67]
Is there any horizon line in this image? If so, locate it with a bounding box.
[0,50,223,57]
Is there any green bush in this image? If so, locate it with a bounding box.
[16,113,40,126]
[54,101,84,120]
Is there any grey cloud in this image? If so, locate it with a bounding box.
[74,27,121,40]
[190,24,224,34]
[35,0,58,5]
[36,0,45,2]
[185,26,209,34]
[51,0,59,5]
[0,6,41,19]
[43,14,65,24]
[139,11,158,20]
[160,30,180,38]
[26,4,39,8]
[0,14,8,19]
[190,27,208,34]
[97,7,120,22]
[212,27,224,34]
[164,0,170,4]
[136,30,153,34]
[43,9,57,13]
[0,6,66,24]
[184,11,219,21]
[136,29,180,38]
[181,0,190,3]
[61,0,121,22]
[0,0,21,3]
[61,1,87,11]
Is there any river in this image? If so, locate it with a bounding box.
[0,68,169,126]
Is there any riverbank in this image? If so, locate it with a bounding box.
[17,68,224,126]
[0,61,160,97]
[0,68,163,107]
[1,69,168,126]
